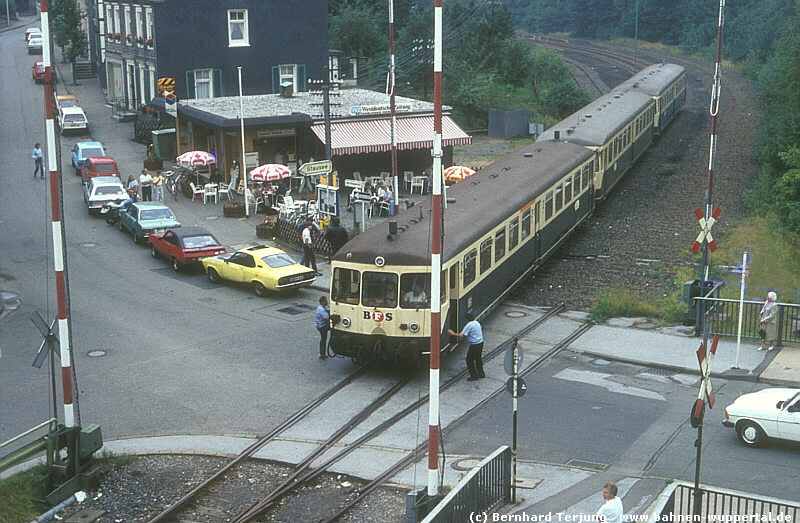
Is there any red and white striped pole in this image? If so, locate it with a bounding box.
[389,0,399,215]
[42,0,78,428]
[702,0,725,282]
[427,0,443,499]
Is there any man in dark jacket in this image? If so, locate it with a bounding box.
[324,217,349,258]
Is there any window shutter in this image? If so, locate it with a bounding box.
[213,69,222,97]
[297,64,306,92]
[271,66,280,94]
[185,70,195,99]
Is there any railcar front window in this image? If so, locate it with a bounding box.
[362,272,397,308]
[400,273,431,309]
[332,268,360,305]
[463,250,477,287]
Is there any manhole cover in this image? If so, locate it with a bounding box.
[80,242,98,248]
[87,350,106,357]
[277,304,315,316]
[451,458,482,471]
[641,367,674,377]
[566,459,608,470]
[505,311,527,318]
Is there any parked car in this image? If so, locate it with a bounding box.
[83,176,128,215]
[55,94,78,109]
[149,226,226,272]
[71,142,106,175]
[81,156,119,183]
[27,35,43,54]
[723,388,800,447]
[32,62,56,84]
[58,106,88,134]
[202,245,316,297]
[118,202,181,244]
[25,27,41,41]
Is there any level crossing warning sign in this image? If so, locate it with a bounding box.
[691,207,721,253]
[691,334,718,427]
[157,77,176,95]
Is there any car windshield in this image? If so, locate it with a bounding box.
[59,100,77,108]
[140,209,175,221]
[183,235,219,249]
[94,163,116,172]
[261,253,296,268]
[95,186,125,196]
[29,38,42,44]
[64,114,86,123]
[82,148,104,158]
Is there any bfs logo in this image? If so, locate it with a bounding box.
[363,310,393,322]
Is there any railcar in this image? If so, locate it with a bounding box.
[328,63,687,364]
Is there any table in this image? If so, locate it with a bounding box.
[204,183,219,204]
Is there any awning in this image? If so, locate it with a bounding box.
[310,115,471,156]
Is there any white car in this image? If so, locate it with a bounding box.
[723,388,800,447]
[27,35,43,54]
[59,106,89,134]
[83,176,128,215]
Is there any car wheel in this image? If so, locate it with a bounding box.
[171,258,182,272]
[737,420,765,448]
[253,281,268,297]
[75,166,81,176]
[118,221,124,232]
[151,247,159,259]
[207,268,220,284]
[132,232,140,245]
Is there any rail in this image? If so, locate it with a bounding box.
[664,483,800,521]
[694,297,800,346]
[421,446,512,523]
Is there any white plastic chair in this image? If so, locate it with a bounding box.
[411,176,426,194]
[217,182,232,201]
[403,171,414,192]
[245,191,263,214]
[353,171,362,182]
[189,182,205,202]
[204,184,218,204]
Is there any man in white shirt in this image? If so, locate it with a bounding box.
[596,482,623,523]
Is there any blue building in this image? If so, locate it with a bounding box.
[91,0,327,113]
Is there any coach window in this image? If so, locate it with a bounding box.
[508,218,519,250]
[441,270,447,303]
[495,228,506,262]
[555,186,563,212]
[332,268,360,305]
[521,208,531,239]
[573,172,581,195]
[582,164,591,188]
[479,238,492,274]
[362,271,398,308]
[400,273,431,309]
[463,250,477,287]
[564,178,572,202]
[544,192,553,221]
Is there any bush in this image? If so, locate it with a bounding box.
[589,288,683,324]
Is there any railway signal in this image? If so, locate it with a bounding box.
[691,207,721,253]
[691,334,718,427]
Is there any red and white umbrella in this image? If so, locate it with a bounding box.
[250,163,291,182]
[176,150,216,166]
[443,165,475,183]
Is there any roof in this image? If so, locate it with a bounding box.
[86,156,116,164]
[611,63,686,97]
[133,201,174,210]
[311,115,471,155]
[336,141,594,266]
[60,107,87,116]
[170,226,215,238]
[90,176,124,186]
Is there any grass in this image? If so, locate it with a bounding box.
[588,287,685,324]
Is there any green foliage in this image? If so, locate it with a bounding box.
[588,288,684,324]
[0,465,50,523]
[50,0,87,64]
[330,0,387,58]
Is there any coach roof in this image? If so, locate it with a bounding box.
[611,63,686,97]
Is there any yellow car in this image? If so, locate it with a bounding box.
[202,245,316,296]
[55,94,79,110]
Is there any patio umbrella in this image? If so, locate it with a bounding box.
[443,165,475,183]
[176,150,216,184]
[250,163,291,182]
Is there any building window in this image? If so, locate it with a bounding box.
[105,5,114,33]
[145,8,153,40]
[113,6,120,36]
[228,9,249,47]
[124,6,131,45]
[280,64,296,87]
[194,69,213,99]
[135,7,143,46]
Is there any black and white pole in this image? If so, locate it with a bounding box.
[388,0,399,215]
[512,338,519,503]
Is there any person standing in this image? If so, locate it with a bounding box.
[140,168,153,201]
[316,296,330,359]
[126,175,139,200]
[448,313,485,381]
[596,482,623,523]
[152,170,165,202]
[324,217,349,258]
[32,143,44,178]
[759,291,779,351]
[301,221,319,274]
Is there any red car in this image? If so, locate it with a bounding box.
[32,61,56,83]
[149,226,226,272]
[81,156,120,184]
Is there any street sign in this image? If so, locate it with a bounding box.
[344,179,365,189]
[691,334,719,426]
[164,91,177,118]
[691,208,721,252]
[506,377,527,397]
[157,77,175,95]
[504,345,524,375]
[298,160,332,176]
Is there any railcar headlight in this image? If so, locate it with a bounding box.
[409,322,420,333]
[341,317,351,328]
[374,256,385,267]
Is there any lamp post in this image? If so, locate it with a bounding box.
[634,0,639,71]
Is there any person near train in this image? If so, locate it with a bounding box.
[323,217,349,257]
[315,295,330,359]
[759,291,779,351]
[301,221,319,274]
[596,482,623,523]
[448,313,485,381]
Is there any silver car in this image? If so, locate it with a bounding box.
[84,176,128,215]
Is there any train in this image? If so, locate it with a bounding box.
[327,63,687,364]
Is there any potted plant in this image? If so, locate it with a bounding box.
[255,210,278,237]
[146,38,154,47]
[126,34,132,43]
[223,200,245,218]
[136,36,144,45]
[143,152,163,170]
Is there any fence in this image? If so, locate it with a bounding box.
[421,446,512,523]
[694,297,800,346]
[662,483,799,521]
[276,215,333,258]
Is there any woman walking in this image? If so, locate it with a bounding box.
[759,291,779,351]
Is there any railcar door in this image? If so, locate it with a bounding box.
[448,262,459,333]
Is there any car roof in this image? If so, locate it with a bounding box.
[170,226,215,238]
[86,156,116,163]
[90,176,124,186]
[237,244,286,257]
[132,201,173,210]
[77,141,104,148]
[56,94,78,101]
[61,106,86,115]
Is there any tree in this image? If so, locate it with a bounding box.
[330,0,387,59]
[774,148,800,234]
[50,0,87,67]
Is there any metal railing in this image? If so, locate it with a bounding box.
[694,297,800,346]
[664,483,799,521]
[422,446,512,523]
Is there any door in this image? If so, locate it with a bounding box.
[448,262,460,332]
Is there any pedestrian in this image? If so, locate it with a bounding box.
[324,217,349,258]
[301,221,320,274]
[316,295,330,359]
[152,170,165,202]
[127,175,139,200]
[32,143,44,178]
[140,168,153,201]
[759,291,779,351]
[447,313,485,381]
[596,482,623,523]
